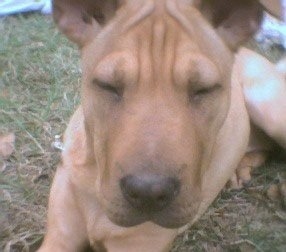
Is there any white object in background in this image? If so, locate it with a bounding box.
[255,13,286,49]
[255,0,286,49]
[283,0,286,22]
[0,0,52,16]
[41,0,51,14]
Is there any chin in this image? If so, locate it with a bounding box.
[152,212,195,229]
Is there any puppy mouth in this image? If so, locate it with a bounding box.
[106,206,198,229]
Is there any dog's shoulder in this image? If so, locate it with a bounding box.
[62,106,88,167]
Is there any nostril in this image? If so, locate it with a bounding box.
[120,174,181,212]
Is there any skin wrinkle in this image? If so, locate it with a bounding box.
[167,0,233,78]
[164,19,178,95]
[82,1,154,77]
[171,31,180,93]
[152,18,168,84]
[151,19,159,84]
[104,1,191,94]
[134,36,141,94]
[94,2,225,99]
[87,1,226,99]
[123,0,155,32]
[148,20,154,85]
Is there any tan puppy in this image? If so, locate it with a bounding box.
[38,1,279,251]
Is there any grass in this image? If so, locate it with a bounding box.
[0,14,80,251]
[0,14,285,252]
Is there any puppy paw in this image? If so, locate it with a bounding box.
[227,151,268,189]
[228,166,252,189]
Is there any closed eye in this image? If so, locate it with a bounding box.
[92,79,123,100]
[194,84,221,96]
[189,83,222,103]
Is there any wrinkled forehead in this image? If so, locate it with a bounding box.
[82,0,233,77]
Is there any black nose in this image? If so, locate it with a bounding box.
[120,174,180,213]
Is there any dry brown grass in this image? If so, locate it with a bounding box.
[0,14,285,252]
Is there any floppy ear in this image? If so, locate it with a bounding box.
[52,0,123,47]
[200,0,264,50]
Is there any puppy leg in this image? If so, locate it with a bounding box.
[38,167,88,252]
[239,49,286,148]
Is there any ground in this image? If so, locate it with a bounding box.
[0,14,285,252]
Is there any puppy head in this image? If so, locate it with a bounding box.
[54,0,264,228]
